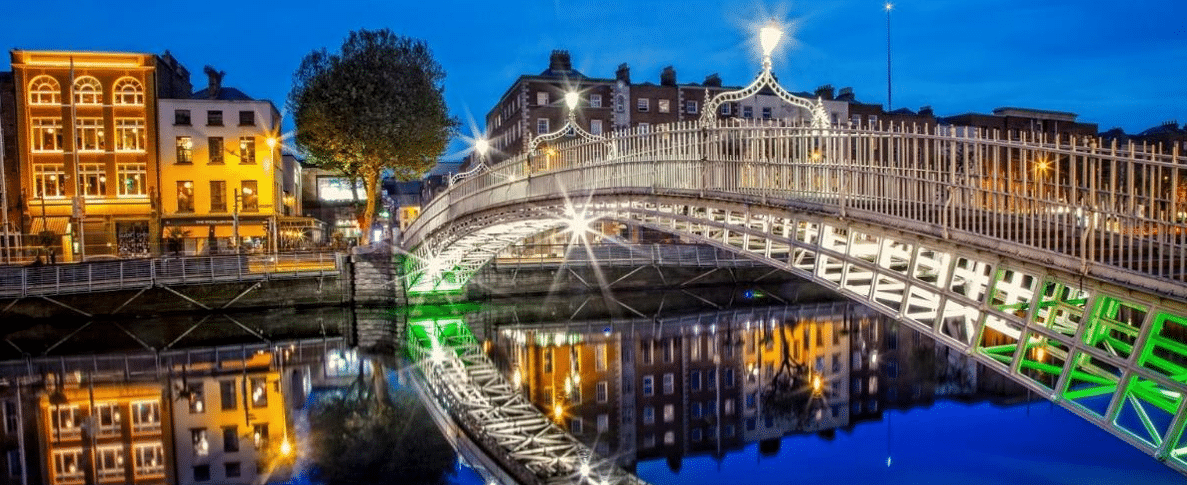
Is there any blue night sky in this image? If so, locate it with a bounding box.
[3,0,1185,161]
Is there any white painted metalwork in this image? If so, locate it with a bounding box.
[402,119,1187,474]
[408,320,646,485]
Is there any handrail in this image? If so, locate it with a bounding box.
[0,251,342,298]
[406,120,1187,289]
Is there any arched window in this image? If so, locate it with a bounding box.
[73,76,103,105]
[113,77,144,105]
[28,75,61,105]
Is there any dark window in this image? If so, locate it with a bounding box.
[208,137,224,164]
[223,426,238,452]
[210,181,226,213]
[225,462,241,478]
[240,181,258,212]
[220,381,236,410]
[3,402,16,433]
[174,109,191,125]
[177,181,194,213]
[207,110,223,126]
[193,465,210,482]
[239,110,255,126]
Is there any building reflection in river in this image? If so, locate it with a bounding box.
[492,301,1026,472]
[0,337,354,485]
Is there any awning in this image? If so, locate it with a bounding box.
[28,217,70,235]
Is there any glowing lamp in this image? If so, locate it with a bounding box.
[579,463,591,477]
[760,25,783,57]
[812,375,822,393]
[564,91,579,110]
[280,438,292,457]
[885,2,894,11]
[266,137,278,149]
[554,403,564,420]
[475,138,490,156]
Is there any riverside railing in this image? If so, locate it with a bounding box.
[410,120,1187,291]
[490,243,767,269]
[0,251,341,299]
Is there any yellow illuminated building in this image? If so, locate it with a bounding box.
[168,351,291,485]
[10,50,182,260]
[157,75,293,254]
[37,379,168,485]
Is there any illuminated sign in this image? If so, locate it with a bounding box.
[316,177,365,202]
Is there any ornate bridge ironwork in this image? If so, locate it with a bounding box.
[403,120,1187,475]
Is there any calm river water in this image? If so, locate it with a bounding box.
[1,282,1182,484]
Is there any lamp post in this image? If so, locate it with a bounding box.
[700,21,830,129]
[885,2,894,111]
[0,81,8,264]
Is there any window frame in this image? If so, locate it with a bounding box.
[112,77,144,105]
[117,163,148,197]
[637,98,649,112]
[238,137,256,164]
[115,118,146,152]
[75,117,106,152]
[28,75,61,105]
[31,117,64,152]
[73,76,103,105]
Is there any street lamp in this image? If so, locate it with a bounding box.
[527,90,613,157]
[700,21,830,129]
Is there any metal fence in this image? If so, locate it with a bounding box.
[412,120,1187,287]
[490,243,767,269]
[0,251,341,299]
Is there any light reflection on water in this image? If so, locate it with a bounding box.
[467,292,1186,484]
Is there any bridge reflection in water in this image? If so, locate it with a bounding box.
[407,290,1187,484]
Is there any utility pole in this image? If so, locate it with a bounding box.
[0,79,9,264]
[232,188,240,253]
[69,57,86,262]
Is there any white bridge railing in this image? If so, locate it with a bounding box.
[411,120,1187,290]
[0,252,341,299]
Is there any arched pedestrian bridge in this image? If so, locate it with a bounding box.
[402,120,1187,475]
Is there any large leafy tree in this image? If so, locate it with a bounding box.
[289,29,457,243]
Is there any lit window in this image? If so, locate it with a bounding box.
[132,441,163,476]
[75,118,105,151]
[52,449,84,483]
[252,423,269,449]
[642,375,654,396]
[240,181,258,212]
[536,91,549,106]
[51,405,82,437]
[176,137,193,163]
[33,164,65,198]
[28,75,61,105]
[177,181,194,213]
[590,94,602,108]
[97,445,124,481]
[131,400,160,433]
[637,98,649,112]
[663,373,674,395]
[31,118,63,152]
[595,343,607,371]
[185,383,205,413]
[686,101,698,114]
[118,163,147,196]
[73,76,102,105]
[543,348,553,373]
[239,137,256,164]
[658,99,670,113]
[80,163,106,197]
[113,77,144,105]
[663,430,675,444]
[115,118,145,152]
[192,428,209,456]
[537,118,549,134]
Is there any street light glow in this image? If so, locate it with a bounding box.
[475,137,490,156]
[885,2,894,11]
[280,438,292,457]
[266,136,278,149]
[760,25,783,57]
[564,91,579,110]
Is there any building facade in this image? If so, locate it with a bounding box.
[156,74,289,255]
[9,50,191,261]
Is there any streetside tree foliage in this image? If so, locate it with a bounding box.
[289,29,457,244]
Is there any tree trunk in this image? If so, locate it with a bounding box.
[361,170,381,245]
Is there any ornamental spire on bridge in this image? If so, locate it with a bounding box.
[529,90,615,158]
[700,20,830,129]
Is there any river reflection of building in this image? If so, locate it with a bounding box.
[0,337,354,485]
[493,302,1024,471]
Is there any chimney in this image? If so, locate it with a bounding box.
[203,65,225,100]
[660,66,677,86]
[703,73,722,87]
[549,50,572,73]
[919,105,934,118]
[616,63,631,84]
[837,87,855,102]
[814,84,835,100]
